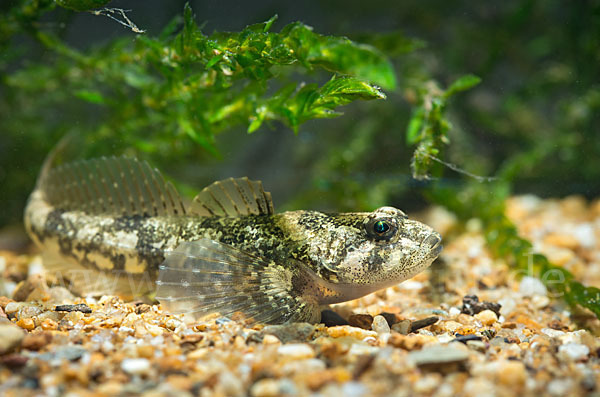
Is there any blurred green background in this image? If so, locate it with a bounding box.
[1,0,600,231]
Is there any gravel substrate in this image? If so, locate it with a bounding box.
[1,195,599,396]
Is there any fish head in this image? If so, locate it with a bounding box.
[282,206,442,301]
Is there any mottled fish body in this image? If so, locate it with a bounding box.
[24,155,442,324]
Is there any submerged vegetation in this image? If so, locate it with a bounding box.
[1,1,599,319]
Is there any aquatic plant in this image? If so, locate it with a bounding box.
[1,1,599,320]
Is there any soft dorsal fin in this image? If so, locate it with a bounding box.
[189,177,274,217]
[41,156,186,217]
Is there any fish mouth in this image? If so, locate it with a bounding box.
[421,232,443,258]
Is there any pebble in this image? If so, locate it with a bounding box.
[12,274,48,302]
[547,379,573,397]
[497,361,526,386]
[121,358,151,375]
[572,223,595,247]
[408,345,469,366]
[37,345,87,362]
[277,343,315,359]
[410,316,440,332]
[16,317,35,330]
[519,276,547,296]
[531,294,550,309]
[463,378,495,397]
[48,287,76,304]
[413,374,441,394]
[0,353,29,368]
[388,333,432,350]
[466,340,486,352]
[544,233,579,250]
[341,381,368,397]
[4,301,26,316]
[0,323,25,354]
[262,334,281,345]
[22,331,52,351]
[219,370,244,397]
[320,309,348,326]
[327,325,377,340]
[250,379,280,397]
[261,323,316,343]
[55,303,92,313]
[391,319,411,335]
[557,343,589,362]
[371,315,390,334]
[474,310,498,326]
[541,328,565,338]
[448,307,461,318]
[348,314,374,329]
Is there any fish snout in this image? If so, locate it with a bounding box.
[421,232,443,257]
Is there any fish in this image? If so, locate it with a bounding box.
[24,154,442,324]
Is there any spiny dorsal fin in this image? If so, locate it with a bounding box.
[41,156,186,217]
[155,239,320,324]
[189,177,275,217]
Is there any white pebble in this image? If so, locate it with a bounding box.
[398,280,424,290]
[2,281,16,297]
[348,343,379,356]
[519,276,547,297]
[547,379,573,397]
[28,256,45,276]
[277,343,314,359]
[559,330,586,344]
[448,307,461,318]
[541,328,565,338]
[219,370,244,397]
[341,381,368,397]
[121,358,151,375]
[498,297,517,316]
[3,302,21,315]
[463,377,495,396]
[517,195,542,211]
[572,223,596,248]
[531,295,550,309]
[372,315,391,334]
[558,343,589,362]
[280,358,325,376]
[437,333,454,344]
[250,378,279,397]
[413,374,441,393]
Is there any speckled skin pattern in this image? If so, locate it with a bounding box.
[24,171,442,323]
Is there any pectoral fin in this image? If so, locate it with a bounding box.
[155,239,319,324]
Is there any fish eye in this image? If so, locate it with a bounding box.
[365,217,397,241]
[374,220,389,235]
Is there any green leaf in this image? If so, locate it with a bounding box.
[445,74,481,98]
[245,14,278,33]
[263,15,278,32]
[352,31,426,56]
[177,117,218,156]
[406,107,424,145]
[74,89,105,104]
